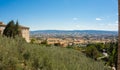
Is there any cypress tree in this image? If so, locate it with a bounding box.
[3,20,15,37]
[15,21,22,36]
[3,20,22,38]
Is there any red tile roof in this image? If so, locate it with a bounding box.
[0,22,6,27]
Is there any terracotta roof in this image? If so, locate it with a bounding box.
[0,22,2,24]
[0,22,6,27]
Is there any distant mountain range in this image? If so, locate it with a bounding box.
[30,30,118,36]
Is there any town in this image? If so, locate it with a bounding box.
[30,30,118,47]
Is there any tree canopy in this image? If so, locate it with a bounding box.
[3,20,21,38]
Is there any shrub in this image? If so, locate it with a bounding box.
[0,36,108,70]
[85,45,101,59]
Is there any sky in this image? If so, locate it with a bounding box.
[0,0,118,31]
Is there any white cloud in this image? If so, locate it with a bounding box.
[73,18,78,20]
[107,23,118,26]
[73,24,118,31]
[76,25,80,27]
[96,18,102,21]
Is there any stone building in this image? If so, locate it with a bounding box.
[46,38,68,47]
[0,22,30,42]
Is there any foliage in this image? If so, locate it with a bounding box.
[85,45,101,59]
[87,43,104,52]
[41,40,47,45]
[3,20,21,38]
[15,21,21,36]
[0,36,108,70]
[105,42,118,68]
[83,42,117,68]
[30,38,36,44]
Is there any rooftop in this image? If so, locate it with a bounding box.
[0,22,29,29]
[0,22,6,27]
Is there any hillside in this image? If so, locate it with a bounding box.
[30,30,118,35]
[30,30,118,39]
[0,36,109,70]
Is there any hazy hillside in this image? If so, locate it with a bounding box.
[0,36,109,70]
[30,30,118,36]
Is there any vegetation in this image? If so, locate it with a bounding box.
[3,20,21,38]
[0,36,108,70]
[80,42,117,68]
[85,45,102,59]
[105,42,118,68]
[66,42,117,69]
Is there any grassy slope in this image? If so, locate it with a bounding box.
[0,36,108,70]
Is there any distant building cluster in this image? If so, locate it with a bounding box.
[0,22,30,42]
[34,37,115,47]
[46,38,86,47]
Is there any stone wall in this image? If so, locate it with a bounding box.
[21,28,30,42]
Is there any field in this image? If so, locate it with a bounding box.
[0,36,109,70]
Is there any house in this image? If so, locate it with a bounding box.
[0,22,30,42]
[46,38,69,47]
[46,38,61,45]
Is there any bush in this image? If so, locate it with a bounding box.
[0,36,108,70]
[85,45,102,59]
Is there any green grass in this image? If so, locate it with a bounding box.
[0,36,109,70]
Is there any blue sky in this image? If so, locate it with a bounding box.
[0,0,118,31]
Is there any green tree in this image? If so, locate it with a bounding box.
[3,20,21,38]
[85,45,101,59]
[107,42,118,68]
[15,21,21,36]
[3,20,15,37]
